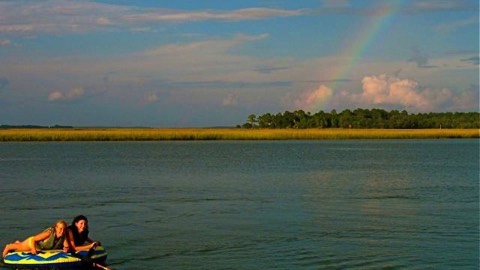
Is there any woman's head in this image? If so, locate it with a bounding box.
[54,220,67,237]
[72,215,89,233]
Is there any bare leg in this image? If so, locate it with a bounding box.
[2,238,35,258]
[3,244,12,258]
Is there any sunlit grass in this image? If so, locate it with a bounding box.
[0,128,478,141]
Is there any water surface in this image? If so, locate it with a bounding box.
[0,140,478,269]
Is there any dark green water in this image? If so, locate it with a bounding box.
[0,140,478,269]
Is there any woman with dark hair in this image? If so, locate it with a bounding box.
[66,215,100,252]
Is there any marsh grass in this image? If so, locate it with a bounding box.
[0,128,478,141]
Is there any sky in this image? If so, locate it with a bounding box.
[0,0,478,127]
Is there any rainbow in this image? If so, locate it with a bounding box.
[304,3,402,112]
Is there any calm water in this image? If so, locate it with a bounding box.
[0,140,478,269]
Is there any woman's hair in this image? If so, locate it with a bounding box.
[72,215,88,226]
[55,220,67,228]
[69,215,90,245]
[71,215,89,236]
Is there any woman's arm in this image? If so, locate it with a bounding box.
[66,230,96,252]
[73,242,96,252]
[28,230,51,254]
[87,237,101,245]
[63,238,69,252]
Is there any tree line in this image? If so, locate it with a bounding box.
[239,109,480,129]
[0,125,73,129]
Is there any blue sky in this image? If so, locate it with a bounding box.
[0,0,478,127]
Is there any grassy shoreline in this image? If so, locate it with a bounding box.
[0,128,478,141]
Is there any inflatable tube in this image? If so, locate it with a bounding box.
[3,246,107,269]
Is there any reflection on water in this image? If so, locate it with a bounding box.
[0,140,478,269]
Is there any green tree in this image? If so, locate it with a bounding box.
[241,109,480,129]
[294,110,308,128]
[258,113,273,128]
[247,114,257,128]
[338,109,354,128]
[330,109,338,128]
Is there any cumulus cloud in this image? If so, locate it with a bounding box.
[48,87,85,102]
[288,74,478,113]
[361,74,433,109]
[452,84,480,111]
[222,93,238,106]
[358,74,480,112]
[294,85,333,111]
[144,92,159,104]
[0,39,11,46]
[408,48,436,68]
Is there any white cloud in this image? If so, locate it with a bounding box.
[0,39,11,46]
[222,93,238,106]
[361,74,434,110]
[48,87,85,102]
[0,1,304,35]
[358,74,479,112]
[436,17,478,33]
[48,91,63,101]
[104,33,271,82]
[451,85,480,111]
[412,1,473,11]
[123,8,304,22]
[0,24,35,33]
[322,0,350,8]
[144,92,159,104]
[286,74,478,113]
[96,17,113,26]
[0,0,129,34]
[144,33,269,56]
[130,27,157,33]
[294,85,333,111]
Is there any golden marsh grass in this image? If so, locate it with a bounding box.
[0,128,478,141]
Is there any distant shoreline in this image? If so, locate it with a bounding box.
[0,128,478,141]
